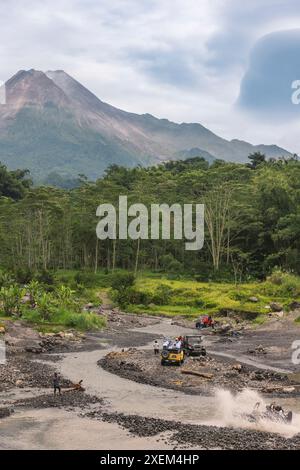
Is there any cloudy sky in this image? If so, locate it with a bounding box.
[1,0,300,153]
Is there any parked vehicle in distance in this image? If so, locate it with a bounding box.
[195,315,215,329]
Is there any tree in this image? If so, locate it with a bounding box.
[247,152,266,170]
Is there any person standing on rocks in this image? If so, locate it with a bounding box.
[153,340,159,355]
[53,372,61,395]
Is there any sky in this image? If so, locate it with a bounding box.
[1,0,300,153]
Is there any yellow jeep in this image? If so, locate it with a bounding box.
[161,347,184,366]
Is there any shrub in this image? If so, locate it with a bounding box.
[14,267,35,284]
[160,254,183,273]
[74,271,99,288]
[55,285,78,309]
[266,269,300,296]
[267,269,285,285]
[110,272,135,291]
[35,292,55,320]
[35,269,55,286]
[64,311,106,330]
[151,284,174,305]
[26,280,42,306]
[0,271,15,288]
[0,285,25,316]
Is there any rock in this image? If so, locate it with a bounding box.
[0,407,13,419]
[25,345,44,353]
[40,332,55,338]
[64,332,75,339]
[250,371,264,381]
[0,326,5,334]
[20,294,31,304]
[224,370,239,378]
[269,310,284,318]
[282,386,296,393]
[289,301,300,311]
[232,363,242,373]
[83,303,94,311]
[56,332,65,338]
[269,302,283,312]
[15,379,24,387]
[247,345,266,355]
[249,297,258,303]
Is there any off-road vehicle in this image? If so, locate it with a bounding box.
[182,335,206,356]
[161,347,184,366]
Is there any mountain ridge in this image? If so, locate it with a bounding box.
[0,69,293,180]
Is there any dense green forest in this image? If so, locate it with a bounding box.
[1,153,300,282]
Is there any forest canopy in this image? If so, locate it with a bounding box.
[0,154,299,281]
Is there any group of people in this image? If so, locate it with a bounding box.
[153,336,184,354]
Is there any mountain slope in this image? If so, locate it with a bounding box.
[0,69,292,180]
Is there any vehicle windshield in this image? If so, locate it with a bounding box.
[186,336,202,345]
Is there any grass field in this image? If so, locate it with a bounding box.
[2,268,300,328]
[126,270,300,320]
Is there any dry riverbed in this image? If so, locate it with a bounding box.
[1,311,300,449]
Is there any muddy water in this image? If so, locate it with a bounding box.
[59,320,218,422]
[1,318,300,449]
[0,408,174,450]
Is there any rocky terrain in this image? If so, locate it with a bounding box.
[99,348,297,397]
[1,311,300,449]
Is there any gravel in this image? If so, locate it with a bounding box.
[99,348,294,397]
[84,411,300,450]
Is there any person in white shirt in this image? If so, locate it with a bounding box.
[153,340,159,355]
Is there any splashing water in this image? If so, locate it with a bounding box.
[206,388,300,438]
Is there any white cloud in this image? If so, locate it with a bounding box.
[0,0,300,153]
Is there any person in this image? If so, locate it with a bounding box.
[53,372,61,395]
[163,338,170,349]
[153,340,159,355]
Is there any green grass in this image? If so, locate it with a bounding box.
[123,272,300,320]
[22,307,106,331]
[3,267,300,326]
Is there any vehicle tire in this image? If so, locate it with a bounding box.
[287,411,293,423]
[161,360,165,366]
[201,348,207,356]
[161,350,169,359]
